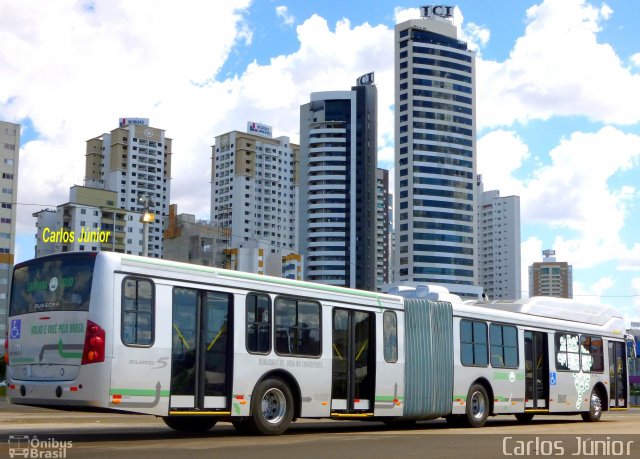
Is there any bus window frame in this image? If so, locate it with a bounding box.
[489,322,519,369]
[580,334,604,374]
[460,319,489,367]
[245,292,272,355]
[383,310,398,363]
[121,276,156,348]
[554,332,580,372]
[273,295,322,359]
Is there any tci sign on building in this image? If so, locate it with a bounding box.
[421,5,454,19]
[356,72,375,86]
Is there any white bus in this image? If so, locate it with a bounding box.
[5,252,631,435]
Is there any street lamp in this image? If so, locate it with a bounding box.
[138,194,155,257]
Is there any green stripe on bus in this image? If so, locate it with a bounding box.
[492,371,525,381]
[11,357,36,364]
[109,388,170,397]
[375,396,405,402]
[122,255,390,302]
[58,339,82,359]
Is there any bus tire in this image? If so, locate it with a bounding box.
[246,377,294,435]
[581,390,603,422]
[464,384,489,428]
[162,416,217,432]
[515,413,534,423]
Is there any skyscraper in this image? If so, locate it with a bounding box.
[529,249,573,298]
[0,120,19,338]
[376,168,390,290]
[299,74,377,290]
[210,124,300,277]
[476,175,521,299]
[84,118,172,258]
[394,11,477,296]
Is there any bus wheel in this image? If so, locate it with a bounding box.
[246,378,294,435]
[515,413,534,423]
[464,384,489,428]
[162,416,217,432]
[581,390,603,422]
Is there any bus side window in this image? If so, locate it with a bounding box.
[383,311,398,363]
[460,319,488,367]
[246,293,271,354]
[274,297,321,357]
[121,277,155,347]
[490,324,518,368]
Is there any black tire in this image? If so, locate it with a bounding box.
[232,419,254,435]
[246,377,294,435]
[162,416,217,432]
[581,389,603,422]
[445,414,464,427]
[464,384,490,428]
[515,413,534,423]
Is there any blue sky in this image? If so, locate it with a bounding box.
[1,0,640,321]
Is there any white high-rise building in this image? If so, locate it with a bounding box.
[211,124,300,277]
[85,118,172,258]
[0,120,19,337]
[394,11,477,296]
[476,175,521,299]
[299,78,378,290]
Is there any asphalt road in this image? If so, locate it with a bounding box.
[0,401,639,459]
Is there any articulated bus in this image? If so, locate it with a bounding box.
[5,252,632,435]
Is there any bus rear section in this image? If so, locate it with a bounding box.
[6,253,111,408]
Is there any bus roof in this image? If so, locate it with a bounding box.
[465,296,624,328]
[109,252,403,307]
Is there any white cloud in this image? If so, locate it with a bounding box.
[633,278,640,308]
[520,236,544,298]
[631,53,640,69]
[275,5,295,27]
[517,127,640,270]
[393,7,419,24]
[572,279,611,305]
[452,7,490,54]
[0,0,252,246]
[477,130,530,195]
[477,0,640,128]
[3,6,397,257]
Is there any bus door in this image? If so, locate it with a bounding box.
[170,288,232,413]
[608,341,627,409]
[524,331,549,410]
[331,308,375,414]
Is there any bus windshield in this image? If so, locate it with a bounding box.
[9,254,96,316]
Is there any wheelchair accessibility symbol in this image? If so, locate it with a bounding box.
[10,319,21,339]
[550,371,557,386]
